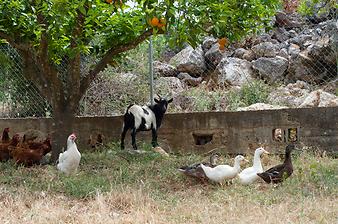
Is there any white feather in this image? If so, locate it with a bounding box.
[201,155,245,183]
[238,147,268,185]
[57,134,81,175]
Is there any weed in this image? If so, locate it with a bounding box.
[226,80,272,110]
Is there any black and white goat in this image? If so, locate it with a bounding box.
[120,96,173,150]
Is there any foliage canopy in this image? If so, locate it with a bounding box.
[0,0,280,64]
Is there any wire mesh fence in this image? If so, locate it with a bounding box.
[0,13,337,118]
[0,44,52,118]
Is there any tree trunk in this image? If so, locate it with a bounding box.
[50,105,77,163]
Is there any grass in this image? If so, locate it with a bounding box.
[226,80,272,111]
[0,144,337,223]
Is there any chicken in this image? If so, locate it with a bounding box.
[0,134,20,161]
[57,133,81,175]
[1,127,10,143]
[87,133,104,149]
[11,147,45,167]
[23,135,52,155]
[16,129,48,144]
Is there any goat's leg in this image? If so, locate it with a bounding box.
[151,128,158,147]
[131,128,138,150]
[120,126,128,150]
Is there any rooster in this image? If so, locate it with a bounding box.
[1,127,10,143]
[57,133,81,175]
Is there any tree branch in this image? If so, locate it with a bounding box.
[34,9,66,108]
[0,31,31,51]
[79,29,157,98]
[67,6,87,105]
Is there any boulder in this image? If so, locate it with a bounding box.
[177,72,203,87]
[252,56,288,82]
[252,34,276,45]
[177,72,191,80]
[153,61,178,77]
[307,37,336,64]
[202,36,217,53]
[278,48,289,59]
[155,77,186,95]
[237,103,287,111]
[251,42,280,58]
[321,78,338,94]
[233,48,247,59]
[287,37,336,84]
[272,27,290,42]
[275,11,303,28]
[288,30,298,38]
[183,77,203,87]
[242,50,256,61]
[169,45,206,77]
[289,34,313,48]
[287,50,316,83]
[288,43,301,56]
[299,90,338,108]
[204,44,232,69]
[233,48,255,61]
[214,57,253,87]
[320,20,338,38]
[267,81,311,107]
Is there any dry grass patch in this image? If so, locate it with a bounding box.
[0,144,337,223]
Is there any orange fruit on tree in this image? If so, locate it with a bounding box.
[218,37,228,46]
[106,0,113,4]
[150,17,159,27]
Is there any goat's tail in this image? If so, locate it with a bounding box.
[122,104,135,132]
[125,104,134,113]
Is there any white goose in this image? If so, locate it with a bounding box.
[201,155,247,183]
[238,147,269,185]
[57,133,81,175]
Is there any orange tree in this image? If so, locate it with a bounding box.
[0,0,279,160]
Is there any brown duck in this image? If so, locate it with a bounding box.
[178,153,220,181]
[257,144,295,184]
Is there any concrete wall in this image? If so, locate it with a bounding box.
[0,107,337,154]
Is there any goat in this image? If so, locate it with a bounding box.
[121,96,173,151]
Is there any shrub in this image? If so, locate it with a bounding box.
[226,80,271,111]
[185,87,226,112]
[298,0,337,16]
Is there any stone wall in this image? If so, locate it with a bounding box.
[0,107,337,154]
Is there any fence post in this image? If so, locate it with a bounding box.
[148,36,154,106]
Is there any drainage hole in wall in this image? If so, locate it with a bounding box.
[288,128,298,142]
[192,133,213,145]
[272,128,283,142]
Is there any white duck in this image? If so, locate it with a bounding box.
[238,147,269,185]
[57,133,81,175]
[200,155,247,183]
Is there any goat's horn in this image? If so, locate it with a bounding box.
[156,93,161,99]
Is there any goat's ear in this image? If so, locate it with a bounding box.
[167,98,173,103]
[154,98,160,103]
